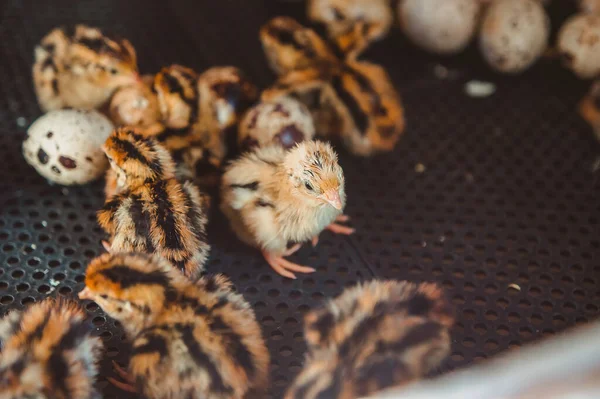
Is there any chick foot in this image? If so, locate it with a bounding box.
[263,250,315,279]
[102,240,112,253]
[108,361,137,393]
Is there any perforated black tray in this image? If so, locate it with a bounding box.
[1,0,599,398]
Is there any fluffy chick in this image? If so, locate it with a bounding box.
[260,17,405,156]
[238,96,316,151]
[79,252,270,399]
[220,140,354,279]
[153,64,199,129]
[109,74,163,132]
[0,298,103,399]
[285,280,454,399]
[33,24,139,111]
[307,0,394,58]
[97,127,210,279]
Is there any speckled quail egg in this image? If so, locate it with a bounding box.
[557,13,600,79]
[398,0,482,54]
[579,0,600,14]
[23,109,114,185]
[479,0,550,74]
[109,74,162,131]
[238,96,315,151]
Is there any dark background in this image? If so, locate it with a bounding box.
[0,0,599,397]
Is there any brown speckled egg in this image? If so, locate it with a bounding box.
[479,0,550,74]
[23,109,114,185]
[398,0,482,55]
[557,13,600,79]
[109,75,161,130]
[238,96,315,151]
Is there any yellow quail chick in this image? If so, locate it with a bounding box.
[33,24,139,111]
[109,74,163,133]
[260,17,405,156]
[220,140,354,279]
[78,252,270,399]
[97,127,210,279]
[0,298,103,399]
[307,0,394,58]
[285,280,454,399]
[238,96,315,151]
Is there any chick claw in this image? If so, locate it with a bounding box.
[283,243,302,257]
[102,240,112,253]
[108,361,137,393]
[263,250,315,280]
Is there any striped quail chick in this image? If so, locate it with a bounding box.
[260,17,405,156]
[285,280,454,399]
[97,127,210,279]
[220,140,354,279]
[33,24,139,112]
[79,252,270,399]
[0,298,103,399]
[307,0,394,58]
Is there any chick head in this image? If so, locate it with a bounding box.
[79,253,183,335]
[103,127,175,190]
[153,65,198,129]
[284,140,345,210]
[109,75,161,127]
[70,24,139,90]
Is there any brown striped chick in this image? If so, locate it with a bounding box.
[153,64,199,129]
[579,80,600,141]
[97,127,210,279]
[307,0,394,58]
[33,24,139,112]
[220,140,354,279]
[0,298,103,399]
[260,16,339,76]
[285,280,454,399]
[109,74,164,133]
[79,252,270,399]
[238,96,315,151]
[260,17,405,156]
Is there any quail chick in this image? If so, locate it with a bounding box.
[260,17,405,156]
[33,24,139,112]
[109,74,163,133]
[285,280,454,399]
[154,64,199,129]
[97,127,210,279]
[238,96,315,151]
[220,140,354,279]
[78,252,270,399]
[307,0,394,58]
[0,298,103,399]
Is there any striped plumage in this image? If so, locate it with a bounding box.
[98,128,210,279]
[33,24,139,112]
[285,280,454,399]
[154,65,199,130]
[79,253,270,399]
[0,299,103,399]
[259,16,405,156]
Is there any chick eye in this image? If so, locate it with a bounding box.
[304,182,313,191]
[100,294,108,299]
[110,68,118,75]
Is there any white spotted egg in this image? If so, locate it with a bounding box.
[23,109,114,185]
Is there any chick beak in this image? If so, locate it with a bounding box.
[78,287,93,301]
[323,189,342,210]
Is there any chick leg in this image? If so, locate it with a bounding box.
[102,240,112,252]
[283,243,302,257]
[312,215,353,247]
[108,361,137,393]
[263,250,315,279]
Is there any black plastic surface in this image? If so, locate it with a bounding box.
[0,1,599,398]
